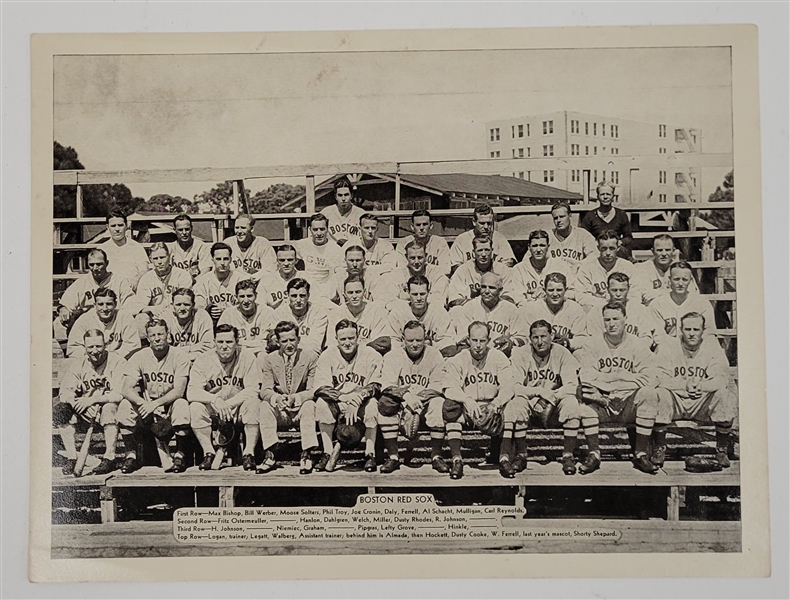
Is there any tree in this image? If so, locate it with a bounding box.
[140,194,192,214]
[192,182,234,214]
[701,170,734,230]
[249,183,306,213]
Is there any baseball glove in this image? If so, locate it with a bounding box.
[531,398,554,429]
[474,404,504,437]
[684,456,724,473]
[492,335,514,356]
[578,383,608,406]
[149,414,174,440]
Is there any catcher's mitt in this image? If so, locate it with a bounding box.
[212,419,236,447]
[334,404,366,449]
[474,404,504,437]
[684,456,724,473]
[531,398,554,429]
[400,405,422,440]
[149,414,174,440]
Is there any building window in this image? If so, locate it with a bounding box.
[594,146,598,155]
[611,147,619,155]
[659,124,667,138]
[659,193,667,203]
[593,123,597,136]
[571,144,579,156]
[601,124,606,137]
[593,170,598,182]
[526,147,531,157]
[526,124,530,136]
[511,149,516,158]
[675,172,685,185]
[518,148,524,158]
[601,171,606,182]
[490,151,500,158]
[571,170,577,183]
[659,171,667,184]
[543,145,554,157]
[570,120,579,134]
[518,124,524,138]
[542,120,554,134]
[659,147,667,154]
[511,125,516,139]
[675,194,685,203]
[585,146,589,155]
[585,122,589,135]
[518,171,524,179]
[611,125,618,138]
[490,128,500,142]
[543,170,555,183]
[612,171,619,184]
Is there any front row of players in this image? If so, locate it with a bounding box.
[55,304,736,479]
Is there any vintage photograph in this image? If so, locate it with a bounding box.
[29,27,768,579]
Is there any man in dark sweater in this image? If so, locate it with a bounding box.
[580,182,633,260]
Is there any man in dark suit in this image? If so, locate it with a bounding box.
[580,182,633,260]
[256,320,320,474]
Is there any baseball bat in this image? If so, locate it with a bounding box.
[73,410,98,478]
[208,384,226,471]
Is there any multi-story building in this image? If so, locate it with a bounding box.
[485,111,701,205]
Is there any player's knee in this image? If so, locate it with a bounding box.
[239,397,261,424]
[115,400,138,429]
[52,401,74,427]
[297,400,315,421]
[99,402,118,425]
[189,402,211,427]
[441,398,464,424]
[170,399,191,427]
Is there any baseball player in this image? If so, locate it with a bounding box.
[439,321,523,480]
[455,272,529,357]
[67,288,141,359]
[521,273,587,351]
[378,320,447,473]
[632,234,698,306]
[575,230,640,312]
[187,324,263,470]
[328,276,395,356]
[53,329,127,476]
[193,242,245,325]
[161,288,214,362]
[584,272,657,347]
[384,241,449,307]
[387,275,457,356]
[222,214,277,278]
[167,213,212,279]
[548,201,598,272]
[257,321,321,474]
[320,177,366,246]
[395,210,451,276]
[99,211,150,291]
[446,235,513,310]
[448,204,516,271]
[506,230,575,307]
[271,278,329,355]
[313,319,383,472]
[511,320,585,475]
[344,213,399,272]
[293,214,346,301]
[256,244,316,310]
[218,279,277,355]
[649,261,716,350]
[579,182,633,260]
[653,311,738,469]
[575,302,662,475]
[117,319,192,474]
[328,245,389,306]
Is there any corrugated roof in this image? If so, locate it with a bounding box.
[399,173,582,200]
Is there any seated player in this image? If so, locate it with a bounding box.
[511,320,586,475]
[575,230,639,312]
[345,213,399,273]
[186,324,263,470]
[506,230,575,307]
[218,279,277,355]
[584,272,656,348]
[387,275,457,357]
[222,214,277,278]
[168,213,213,280]
[385,241,449,307]
[653,312,737,469]
[256,321,321,474]
[294,214,346,302]
[448,203,516,272]
[575,302,662,474]
[67,288,140,359]
[193,242,245,325]
[438,321,526,480]
[53,329,126,476]
[256,244,315,310]
[320,177,366,246]
[328,245,389,305]
[632,234,698,306]
[313,320,383,473]
[271,278,329,355]
[377,320,447,473]
[649,261,716,350]
[522,273,587,352]
[117,319,191,474]
[455,272,528,357]
[161,288,214,362]
[548,201,598,273]
[446,235,513,311]
[328,276,394,356]
[395,210,451,276]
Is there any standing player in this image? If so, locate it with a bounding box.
[272,278,329,355]
[117,319,192,474]
[328,276,394,356]
[548,201,598,272]
[448,204,516,271]
[320,177,366,246]
[256,244,314,310]
[187,324,263,470]
[168,214,212,279]
[257,321,321,474]
[522,273,587,351]
[161,288,214,362]
[387,275,457,356]
[385,241,449,307]
[130,242,193,333]
[53,329,126,476]
[99,211,150,291]
[313,320,383,472]
[345,213,399,272]
[328,245,389,305]
[218,279,277,355]
[575,230,639,312]
[579,182,633,260]
[294,214,346,302]
[193,242,245,325]
[632,234,698,306]
[395,210,451,276]
[511,320,586,475]
[653,312,737,469]
[67,288,141,359]
[447,236,512,310]
[575,302,662,474]
[378,321,447,473]
[223,215,277,278]
[506,230,575,307]
[584,273,656,347]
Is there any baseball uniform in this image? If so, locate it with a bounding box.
[329,266,391,306]
[293,238,345,299]
[584,299,657,346]
[446,261,512,306]
[387,300,456,348]
[395,234,451,276]
[223,235,277,278]
[193,269,246,313]
[548,227,598,272]
[574,256,639,311]
[131,266,193,315]
[632,260,700,306]
[344,236,399,272]
[648,292,716,345]
[58,352,128,426]
[67,308,141,359]
[510,343,581,423]
[522,299,588,348]
[99,237,150,291]
[161,308,215,361]
[272,302,329,355]
[455,298,529,349]
[167,239,213,278]
[506,256,576,307]
[255,270,316,310]
[442,348,515,406]
[218,304,278,354]
[448,229,516,269]
[320,203,366,245]
[385,265,449,307]
[59,272,135,316]
[327,301,395,344]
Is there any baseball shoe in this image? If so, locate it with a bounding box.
[512,455,528,473]
[325,443,342,473]
[449,457,464,480]
[651,445,667,468]
[255,450,277,474]
[728,438,740,461]
[299,451,314,474]
[242,454,256,472]
[314,453,331,472]
[632,454,659,475]
[166,454,186,474]
[498,459,516,479]
[198,453,215,471]
[715,449,731,469]
[561,454,577,475]
[364,454,377,473]
[578,454,601,475]
[92,458,117,475]
[431,456,449,474]
[380,458,400,474]
[61,458,77,476]
[120,456,140,474]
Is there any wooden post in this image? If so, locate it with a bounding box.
[582,170,591,205]
[515,485,526,511]
[393,171,401,240]
[100,487,116,524]
[306,175,316,214]
[231,181,240,217]
[219,486,235,508]
[667,486,681,521]
[76,184,83,219]
[367,486,376,495]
